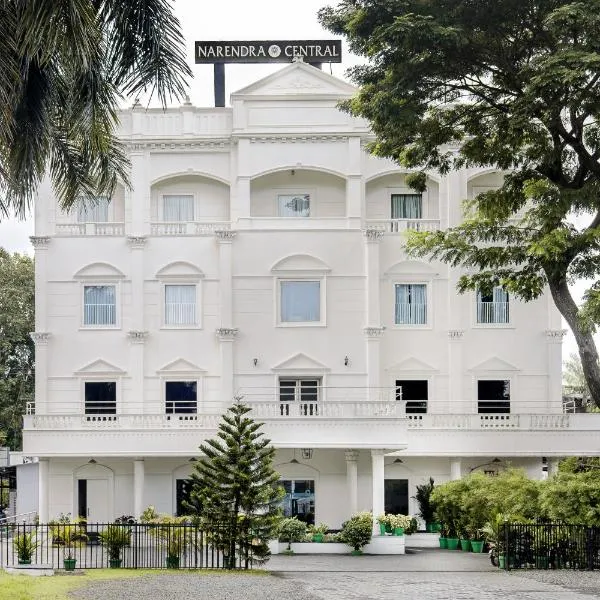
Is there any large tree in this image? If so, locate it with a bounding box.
[0,250,34,449]
[320,0,600,407]
[184,402,282,568]
[0,0,191,217]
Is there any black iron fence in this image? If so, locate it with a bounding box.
[503,522,600,570]
[2,522,257,570]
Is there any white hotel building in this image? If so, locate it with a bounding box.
[23,62,600,528]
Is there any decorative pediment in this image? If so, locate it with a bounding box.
[157,358,206,375]
[271,254,330,273]
[271,352,330,373]
[470,357,519,372]
[75,359,125,375]
[232,62,356,98]
[74,262,125,280]
[384,260,438,277]
[155,261,204,281]
[387,357,438,372]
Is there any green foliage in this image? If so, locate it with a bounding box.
[0,250,34,449]
[278,517,307,549]
[184,401,283,568]
[139,505,159,523]
[413,477,436,523]
[0,0,192,217]
[99,525,130,561]
[320,0,600,407]
[13,531,38,563]
[340,511,372,551]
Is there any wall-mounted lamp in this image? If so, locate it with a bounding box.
[344,356,350,367]
[88,458,97,464]
[301,448,313,460]
[253,357,258,367]
[291,169,295,176]
[392,458,403,464]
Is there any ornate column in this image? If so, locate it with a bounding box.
[216,328,238,406]
[546,329,567,413]
[448,330,465,413]
[216,230,236,328]
[127,143,149,236]
[31,236,51,415]
[133,459,145,519]
[371,449,386,534]
[345,450,359,518]
[127,330,148,414]
[450,458,462,481]
[364,327,386,401]
[346,136,363,228]
[38,458,49,523]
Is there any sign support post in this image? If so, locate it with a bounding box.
[214,63,225,107]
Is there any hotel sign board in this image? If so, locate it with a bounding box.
[195,40,342,64]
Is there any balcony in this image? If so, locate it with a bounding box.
[55,223,125,236]
[365,218,441,233]
[150,221,231,236]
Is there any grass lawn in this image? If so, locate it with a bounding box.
[0,568,267,600]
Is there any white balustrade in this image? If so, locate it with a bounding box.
[476,301,510,324]
[150,222,231,236]
[165,303,196,326]
[55,223,124,236]
[365,219,441,233]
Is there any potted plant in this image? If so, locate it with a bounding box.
[99,524,131,568]
[414,477,440,532]
[376,513,391,535]
[309,522,328,543]
[340,511,372,555]
[278,517,307,553]
[146,515,190,568]
[57,520,87,570]
[439,524,449,549]
[14,531,39,565]
[388,514,413,536]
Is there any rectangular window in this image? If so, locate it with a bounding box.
[165,285,196,326]
[478,380,510,414]
[163,195,194,222]
[83,285,116,326]
[280,479,315,525]
[396,380,428,414]
[395,284,427,325]
[77,197,109,223]
[391,194,422,219]
[165,381,197,414]
[278,194,310,217]
[280,280,320,323]
[477,287,509,324]
[279,378,320,416]
[85,382,116,414]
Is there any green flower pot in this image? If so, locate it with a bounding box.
[470,540,484,553]
[499,554,506,569]
[63,558,76,571]
[166,556,180,569]
[350,550,363,556]
[426,522,441,533]
[439,537,448,549]
[535,555,549,569]
[312,533,324,543]
[393,527,404,536]
[460,539,471,552]
[446,538,459,550]
[18,560,32,566]
[109,559,122,569]
[379,523,386,536]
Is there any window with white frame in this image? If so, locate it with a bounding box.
[280,280,321,323]
[84,381,116,414]
[391,193,422,219]
[279,378,320,416]
[165,381,197,414]
[83,285,116,326]
[278,194,310,217]
[477,379,510,414]
[163,194,194,222]
[396,380,428,414]
[395,283,427,325]
[164,285,196,326]
[77,196,110,223]
[477,287,509,324]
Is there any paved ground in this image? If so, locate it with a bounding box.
[71,550,600,600]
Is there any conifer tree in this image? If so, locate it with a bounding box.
[184,401,282,568]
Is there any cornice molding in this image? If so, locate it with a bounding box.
[363,228,384,242]
[248,135,349,144]
[126,140,231,152]
[215,230,237,242]
[127,236,147,249]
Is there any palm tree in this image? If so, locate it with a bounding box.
[0,0,192,218]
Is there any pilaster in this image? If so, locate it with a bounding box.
[546,329,567,413]
[364,327,385,395]
[216,328,238,405]
[128,145,149,235]
[30,332,51,414]
[133,459,145,519]
[371,449,386,534]
[345,450,359,518]
[38,458,49,523]
[448,330,465,412]
[450,457,462,481]
[127,331,148,415]
[215,230,236,328]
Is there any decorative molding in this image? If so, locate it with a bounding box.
[248,135,348,144]
[30,236,51,249]
[344,450,360,462]
[448,330,465,341]
[126,140,231,152]
[216,327,239,341]
[127,330,149,344]
[215,230,237,242]
[30,332,51,345]
[127,236,147,249]
[546,329,567,341]
[363,229,384,242]
[364,326,386,339]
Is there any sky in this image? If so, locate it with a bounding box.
[0,0,593,362]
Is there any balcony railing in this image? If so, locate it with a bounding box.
[395,303,427,325]
[55,222,125,236]
[477,301,510,324]
[150,222,231,236]
[365,219,441,233]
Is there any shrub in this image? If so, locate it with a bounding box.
[278,517,307,550]
[413,477,436,524]
[340,511,372,552]
[540,470,600,525]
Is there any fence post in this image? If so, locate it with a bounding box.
[504,520,510,571]
[586,527,594,571]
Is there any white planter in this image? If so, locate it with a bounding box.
[276,535,405,555]
[404,533,440,548]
